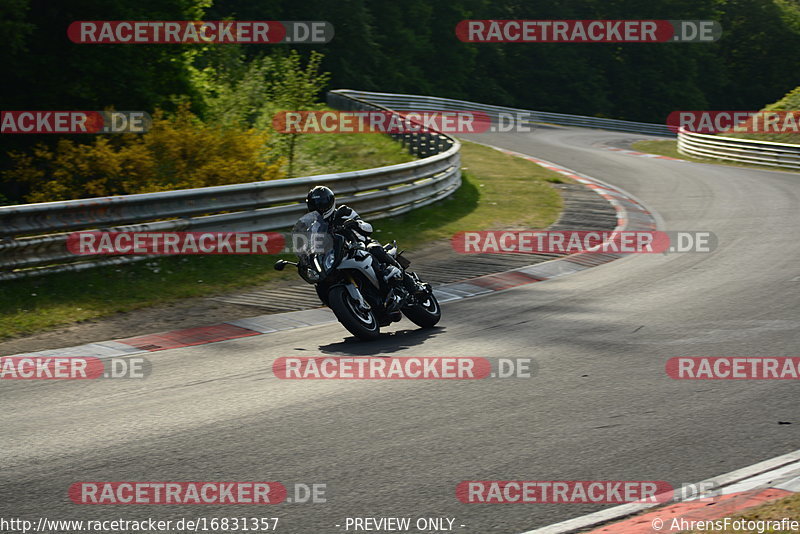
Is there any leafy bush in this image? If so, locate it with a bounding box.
[3,104,284,202]
[189,48,331,176]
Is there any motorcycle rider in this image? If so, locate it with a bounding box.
[305,186,405,288]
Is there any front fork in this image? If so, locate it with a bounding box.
[343,275,371,311]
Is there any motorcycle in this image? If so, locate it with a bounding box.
[274,212,441,340]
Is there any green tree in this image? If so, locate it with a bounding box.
[260,51,331,177]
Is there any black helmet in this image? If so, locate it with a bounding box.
[306,186,336,218]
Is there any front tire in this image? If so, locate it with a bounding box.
[402,290,441,328]
[328,286,381,340]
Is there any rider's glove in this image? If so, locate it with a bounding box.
[342,219,360,231]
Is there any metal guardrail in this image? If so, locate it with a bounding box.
[7,90,796,280]
[335,90,800,172]
[331,89,676,137]
[326,91,458,158]
[0,92,461,280]
[677,127,800,170]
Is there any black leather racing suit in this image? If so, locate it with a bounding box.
[325,205,402,278]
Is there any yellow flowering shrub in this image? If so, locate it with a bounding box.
[4,104,285,202]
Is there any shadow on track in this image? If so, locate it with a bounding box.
[317,326,445,356]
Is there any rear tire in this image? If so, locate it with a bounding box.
[328,286,381,340]
[402,291,441,328]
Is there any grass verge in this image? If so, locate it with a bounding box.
[0,140,564,340]
[373,141,564,250]
[685,492,800,533]
[292,132,414,176]
[631,139,799,173]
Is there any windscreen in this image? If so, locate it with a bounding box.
[291,211,330,262]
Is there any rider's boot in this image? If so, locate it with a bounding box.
[383,265,406,313]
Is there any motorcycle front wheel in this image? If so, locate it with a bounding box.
[328,286,381,340]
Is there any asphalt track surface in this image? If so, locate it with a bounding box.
[2,126,799,533]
